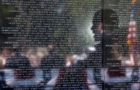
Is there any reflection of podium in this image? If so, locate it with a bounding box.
[14,69,35,79]
[5,69,43,87]
[107,67,125,77]
[105,60,126,77]
[101,67,133,83]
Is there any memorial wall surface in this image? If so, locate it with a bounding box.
[0,0,140,90]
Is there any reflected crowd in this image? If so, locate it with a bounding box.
[0,44,140,90]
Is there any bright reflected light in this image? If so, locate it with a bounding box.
[88,46,96,51]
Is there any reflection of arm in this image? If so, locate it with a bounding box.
[73,53,88,64]
[73,46,96,64]
[118,56,135,66]
[0,56,6,68]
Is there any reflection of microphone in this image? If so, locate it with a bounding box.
[65,46,96,66]
[88,47,96,51]
[73,46,96,64]
[83,46,96,54]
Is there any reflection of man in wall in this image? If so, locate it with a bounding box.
[89,9,119,88]
[90,9,119,67]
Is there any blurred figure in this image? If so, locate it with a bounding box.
[44,47,99,89]
[0,56,6,68]
[4,47,43,89]
[91,9,119,67]
[53,54,89,90]
[28,53,40,68]
[89,10,119,88]
[41,43,55,69]
[65,54,74,67]
[5,48,34,79]
[90,9,129,89]
[0,56,7,89]
[90,9,134,89]
[4,48,35,88]
[40,44,64,82]
[48,44,54,51]
[2,48,10,57]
